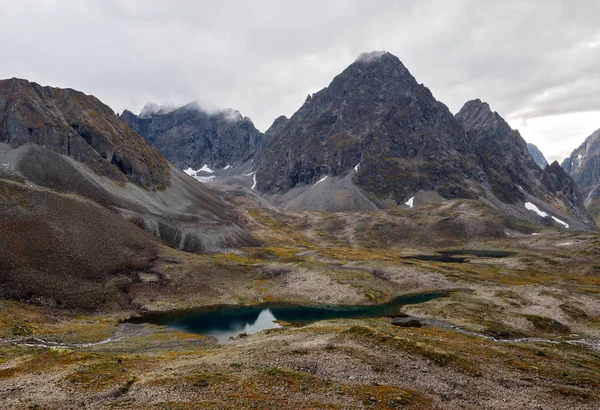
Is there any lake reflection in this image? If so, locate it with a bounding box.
[206,308,281,343]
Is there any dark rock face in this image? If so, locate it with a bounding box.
[542,161,594,225]
[254,51,483,203]
[456,99,593,224]
[562,128,600,199]
[527,143,549,169]
[562,128,600,223]
[0,78,170,189]
[121,102,263,170]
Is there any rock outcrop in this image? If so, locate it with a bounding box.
[248,51,593,228]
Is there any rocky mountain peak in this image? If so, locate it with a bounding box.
[456,99,511,139]
[265,115,289,136]
[331,50,416,91]
[562,128,600,176]
[253,51,481,202]
[562,127,600,224]
[354,50,390,63]
[139,102,178,118]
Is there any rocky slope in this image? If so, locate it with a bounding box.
[120,102,263,171]
[248,52,593,228]
[527,143,549,168]
[0,78,170,189]
[0,79,259,306]
[562,128,600,223]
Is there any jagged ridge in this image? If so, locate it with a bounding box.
[121,102,263,171]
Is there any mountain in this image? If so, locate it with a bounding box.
[120,102,263,172]
[562,128,600,223]
[254,51,482,206]
[249,52,593,228]
[0,78,258,307]
[526,143,549,168]
[455,99,592,225]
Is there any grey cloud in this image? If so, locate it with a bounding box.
[0,0,598,159]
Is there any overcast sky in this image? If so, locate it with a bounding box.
[1,0,599,163]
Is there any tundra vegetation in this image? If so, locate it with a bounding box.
[1,194,599,409]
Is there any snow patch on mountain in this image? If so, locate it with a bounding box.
[552,216,569,229]
[525,202,548,218]
[314,176,328,186]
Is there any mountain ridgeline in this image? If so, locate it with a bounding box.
[249,52,593,228]
[120,102,263,171]
[124,51,594,230]
[0,78,171,189]
[454,100,591,225]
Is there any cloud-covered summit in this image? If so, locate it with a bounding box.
[354,51,388,63]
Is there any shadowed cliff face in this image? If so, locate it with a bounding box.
[254,51,483,203]
[121,102,263,171]
[0,78,170,189]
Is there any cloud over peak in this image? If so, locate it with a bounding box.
[0,0,598,162]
